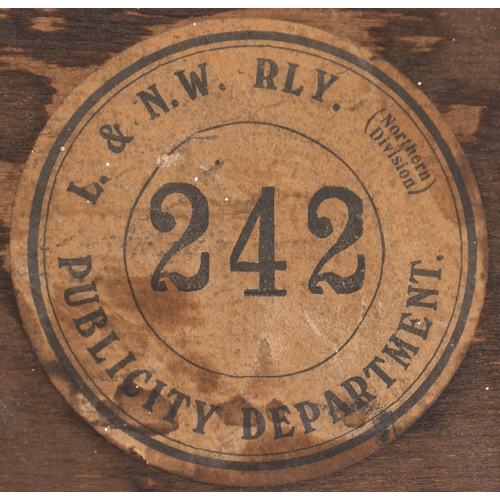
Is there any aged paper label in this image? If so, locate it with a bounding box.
[10,19,487,486]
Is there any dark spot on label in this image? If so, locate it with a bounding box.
[265,398,285,412]
[216,395,250,426]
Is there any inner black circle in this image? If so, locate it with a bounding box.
[123,121,386,379]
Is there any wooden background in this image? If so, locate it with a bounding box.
[0,8,498,491]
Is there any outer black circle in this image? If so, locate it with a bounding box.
[27,30,476,471]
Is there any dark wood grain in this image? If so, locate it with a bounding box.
[0,8,498,491]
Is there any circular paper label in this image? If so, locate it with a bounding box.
[10,19,487,486]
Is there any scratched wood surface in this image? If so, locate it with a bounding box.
[0,8,499,491]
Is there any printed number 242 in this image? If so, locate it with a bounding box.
[149,184,365,296]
